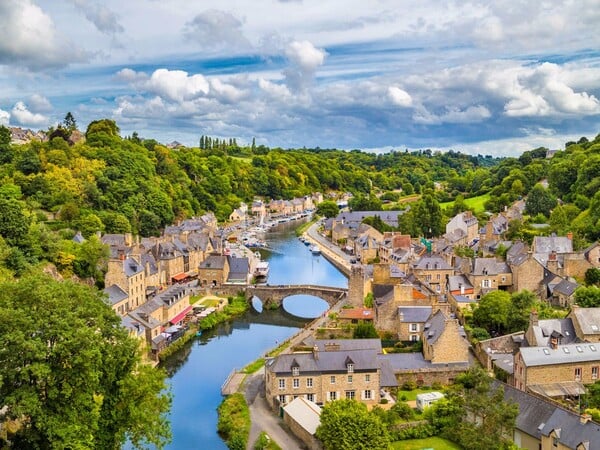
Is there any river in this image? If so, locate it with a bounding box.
[161,222,347,449]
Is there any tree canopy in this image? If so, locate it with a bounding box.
[0,274,172,449]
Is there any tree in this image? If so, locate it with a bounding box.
[525,184,557,218]
[0,197,31,247]
[507,290,536,332]
[353,322,378,339]
[63,112,77,131]
[472,291,511,334]
[316,200,339,218]
[426,368,517,450]
[316,399,390,450]
[575,286,600,307]
[585,268,600,286]
[0,274,171,449]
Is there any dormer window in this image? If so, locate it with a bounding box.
[347,363,354,373]
[292,366,299,376]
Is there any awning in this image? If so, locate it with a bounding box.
[528,381,586,397]
[172,272,188,282]
[169,305,193,324]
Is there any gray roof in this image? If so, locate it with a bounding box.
[472,257,510,275]
[413,255,452,270]
[552,278,578,296]
[378,357,399,387]
[155,284,188,306]
[529,318,577,346]
[104,284,128,305]
[571,307,600,336]
[335,211,404,227]
[141,252,158,275]
[124,257,143,277]
[453,295,476,303]
[398,306,432,323]
[533,235,573,254]
[267,348,380,374]
[501,382,600,449]
[520,343,600,367]
[424,310,447,345]
[448,275,473,291]
[283,398,321,435]
[312,339,382,352]
[72,231,85,243]
[379,352,470,371]
[227,256,249,281]
[199,255,226,269]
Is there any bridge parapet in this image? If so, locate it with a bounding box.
[246,284,348,308]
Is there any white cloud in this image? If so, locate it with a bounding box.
[70,0,124,34]
[144,69,210,103]
[114,68,148,83]
[258,78,292,100]
[28,94,53,113]
[11,101,48,127]
[209,78,247,103]
[0,108,9,126]
[285,40,326,73]
[388,86,412,107]
[0,0,86,70]
[183,10,250,52]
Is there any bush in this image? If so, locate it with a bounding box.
[401,380,417,391]
[217,393,250,450]
[390,423,436,440]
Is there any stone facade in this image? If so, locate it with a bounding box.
[422,311,470,364]
[510,253,545,294]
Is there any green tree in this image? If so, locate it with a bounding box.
[525,184,557,218]
[0,274,171,449]
[63,112,77,131]
[575,286,600,307]
[353,322,378,339]
[316,399,390,450]
[0,198,31,247]
[316,200,339,218]
[507,290,537,332]
[585,268,600,286]
[472,291,512,334]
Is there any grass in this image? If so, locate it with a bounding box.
[440,193,491,214]
[242,358,265,374]
[253,432,282,450]
[391,436,462,450]
[266,341,290,357]
[396,387,437,402]
[217,393,250,449]
[383,194,421,210]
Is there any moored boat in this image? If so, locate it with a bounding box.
[309,244,321,255]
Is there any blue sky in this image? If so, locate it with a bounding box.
[1,0,599,156]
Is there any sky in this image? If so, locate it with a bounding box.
[1,0,600,156]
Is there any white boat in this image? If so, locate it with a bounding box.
[254,261,270,278]
[309,244,321,255]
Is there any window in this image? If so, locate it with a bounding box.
[347,363,354,373]
[482,279,491,288]
[278,379,285,389]
[306,393,314,402]
[575,367,582,381]
[436,274,440,280]
[329,391,337,401]
[425,275,432,281]
[365,374,370,382]
[292,367,299,376]
[330,376,336,384]
[410,334,419,342]
[345,391,356,400]
[306,377,313,388]
[279,395,286,404]
[293,378,299,389]
[501,276,506,282]
[410,323,418,332]
[364,390,372,400]
[348,375,353,383]
[593,367,599,380]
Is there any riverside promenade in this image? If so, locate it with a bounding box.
[303,222,352,276]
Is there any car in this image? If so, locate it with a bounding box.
[350,258,357,264]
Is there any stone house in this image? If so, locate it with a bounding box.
[410,255,454,295]
[150,241,185,285]
[198,255,230,286]
[353,227,383,263]
[105,284,129,316]
[466,257,512,298]
[398,306,433,341]
[337,307,374,325]
[509,251,546,294]
[228,208,245,222]
[264,339,397,410]
[422,310,470,364]
[105,255,147,311]
[378,232,411,264]
[569,306,600,343]
[282,397,321,450]
[445,211,479,246]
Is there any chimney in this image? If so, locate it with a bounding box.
[312,345,319,360]
[580,413,592,424]
[530,310,539,327]
[567,231,573,241]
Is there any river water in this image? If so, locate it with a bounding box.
[161,223,347,449]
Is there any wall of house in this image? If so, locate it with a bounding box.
[517,360,600,389]
[394,366,468,386]
[512,429,540,450]
[283,413,322,450]
[511,256,545,293]
[198,266,228,286]
[426,320,469,364]
[564,253,593,279]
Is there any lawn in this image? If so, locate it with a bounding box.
[396,387,439,402]
[392,436,462,450]
[440,193,490,214]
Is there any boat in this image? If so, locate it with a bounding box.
[304,240,311,246]
[254,261,270,278]
[309,244,321,255]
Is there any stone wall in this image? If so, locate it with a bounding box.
[394,366,469,386]
[283,413,322,450]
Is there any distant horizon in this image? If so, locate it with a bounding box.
[1,1,599,157]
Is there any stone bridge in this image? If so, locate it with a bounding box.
[246,284,348,308]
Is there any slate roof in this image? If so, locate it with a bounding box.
[533,235,573,254]
[552,278,578,296]
[72,231,85,243]
[104,284,128,305]
[424,310,447,345]
[124,257,143,277]
[334,211,405,227]
[378,357,399,387]
[398,306,432,323]
[412,255,452,270]
[448,274,473,291]
[283,398,321,435]
[141,253,158,275]
[312,338,382,352]
[500,381,600,449]
[227,256,249,282]
[472,257,510,275]
[267,348,380,374]
[571,307,600,336]
[529,318,577,346]
[199,255,226,270]
[155,284,188,306]
[379,352,470,371]
[520,343,600,367]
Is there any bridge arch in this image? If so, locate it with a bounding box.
[246,284,347,310]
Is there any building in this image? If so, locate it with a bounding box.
[264,339,397,410]
[282,397,321,450]
[411,255,454,295]
[416,391,444,411]
[466,257,512,298]
[445,211,479,246]
[422,310,470,364]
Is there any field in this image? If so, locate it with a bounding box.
[392,436,462,450]
[396,387,439,402]
[440,193,490,214]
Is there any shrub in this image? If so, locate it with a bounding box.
[390,423,436,440]
[401,380,417,391]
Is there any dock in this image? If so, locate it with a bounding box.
[221,370,246,395]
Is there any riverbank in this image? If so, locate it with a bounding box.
[303,223,352,276]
